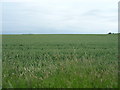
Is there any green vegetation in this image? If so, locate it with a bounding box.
[2,34,118,88]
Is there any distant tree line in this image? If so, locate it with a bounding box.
[108,32,120,34]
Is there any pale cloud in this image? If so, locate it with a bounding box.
[0,3,2,34]
[2,0,118,34]
[1,0,34,2]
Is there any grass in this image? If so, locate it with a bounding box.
[2,34,118,88]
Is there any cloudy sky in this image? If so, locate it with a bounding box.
[1,0,118,34]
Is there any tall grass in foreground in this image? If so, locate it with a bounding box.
[2,34,118,88]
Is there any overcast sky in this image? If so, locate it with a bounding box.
[1,0,118,34]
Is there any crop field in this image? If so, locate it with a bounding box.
[2,34,118,88]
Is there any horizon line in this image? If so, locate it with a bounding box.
[0,33,119,35]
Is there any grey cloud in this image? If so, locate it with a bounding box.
[2,1,117,34]
[82,9,101,16]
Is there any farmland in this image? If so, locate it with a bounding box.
[2,34,118,88]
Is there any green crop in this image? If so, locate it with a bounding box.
[2,34,118,88]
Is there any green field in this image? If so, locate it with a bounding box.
[2,34,118,88]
